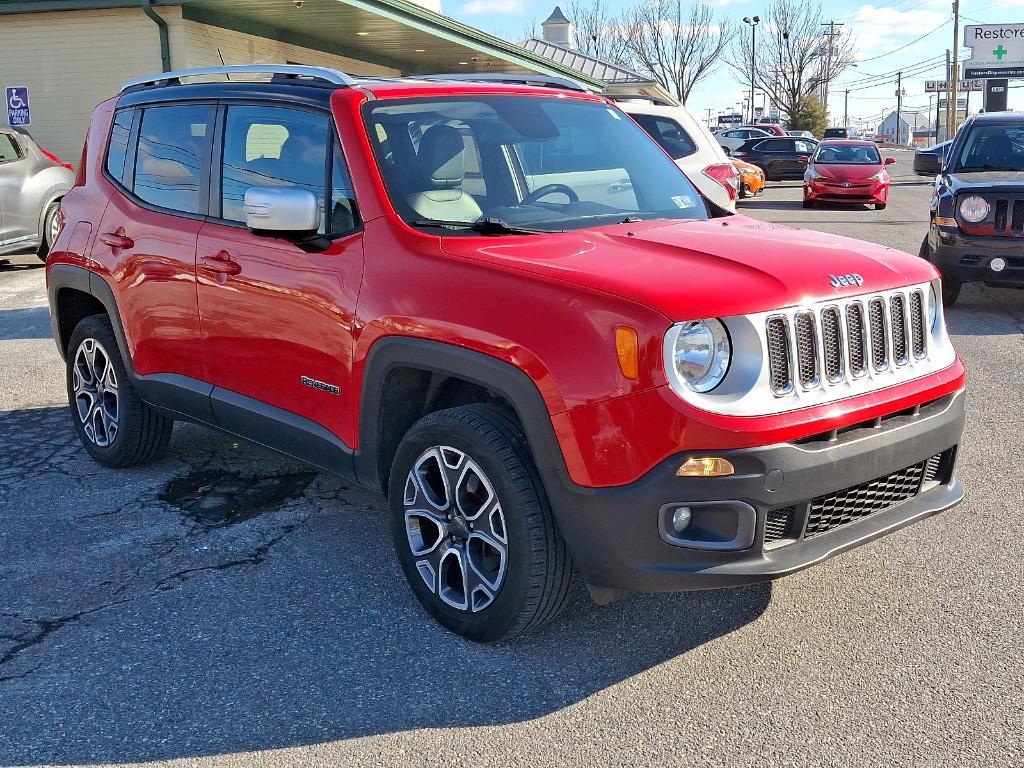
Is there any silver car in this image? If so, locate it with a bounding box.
[0,127,74,261]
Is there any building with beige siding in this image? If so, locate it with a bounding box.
[0,0,600,164]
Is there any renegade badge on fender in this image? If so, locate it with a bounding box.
[47,65,966,641]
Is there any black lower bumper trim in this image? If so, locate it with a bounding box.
[543,389,965,592]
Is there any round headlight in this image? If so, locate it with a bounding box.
[959,195,990,223]
[928,283,939,329]
[671,319,731,393]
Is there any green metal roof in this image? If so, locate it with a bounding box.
[0,0,604,87]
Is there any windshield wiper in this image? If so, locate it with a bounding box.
[412,217,559,234]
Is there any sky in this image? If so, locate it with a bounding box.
[443,0,1024,130]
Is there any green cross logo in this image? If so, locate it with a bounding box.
[994,44,1008,60]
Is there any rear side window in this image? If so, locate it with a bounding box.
[0,133,20,163]
[134,104,213,215]
[105,110,134,183]
[631,115,697,160]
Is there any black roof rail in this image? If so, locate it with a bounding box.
[411,72,592,93]
[120,65,357,93]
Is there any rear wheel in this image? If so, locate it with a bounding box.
[66,315,174,467]
[36,202,59,262]
[803,198,814,209]
[389,404,572,642]
[874,203,887,210]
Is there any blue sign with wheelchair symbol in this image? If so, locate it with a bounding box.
[6,86,30,127]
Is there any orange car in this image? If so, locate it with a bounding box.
[733,159,765,198]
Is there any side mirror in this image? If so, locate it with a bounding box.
[884,157,896,165]
[798,156,809,164]
[243,187,320,234]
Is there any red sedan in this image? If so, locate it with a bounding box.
[802,140,895,210]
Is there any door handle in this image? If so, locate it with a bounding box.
[200,251,242,276]
[99,230,134,250]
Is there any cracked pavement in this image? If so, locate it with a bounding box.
[0,165,1022,768]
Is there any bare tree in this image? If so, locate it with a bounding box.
[618,0,734,104]
[728,0,855,123]
[565,0,630,63]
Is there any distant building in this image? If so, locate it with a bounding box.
[523,6,676,104]
[877,110,933,145]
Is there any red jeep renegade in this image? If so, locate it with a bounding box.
[47,66,965,641]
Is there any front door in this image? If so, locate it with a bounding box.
[0,131,24,249]
[196,104,364,447]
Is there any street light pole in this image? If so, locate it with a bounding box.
[743,16,760,123]
[951,0,961,136]
[896,70,903,145]
[844,89,849,127]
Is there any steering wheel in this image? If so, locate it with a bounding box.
[523,183,579,205]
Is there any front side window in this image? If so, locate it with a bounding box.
[813,144,881,165]
[631,115,697,160]
[954,125,1024,172]
[134,104,213,214]
[0,133,20,163]
[363,96,708,233]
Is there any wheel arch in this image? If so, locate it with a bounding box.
[355,336,569,494]
[48,264,134,372]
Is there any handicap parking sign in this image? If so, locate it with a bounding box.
[6,86,30,127]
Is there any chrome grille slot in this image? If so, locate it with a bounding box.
[765,316,793,394]
[909,290,926,358]
[793,311,819,388]
[890,293,908,365]
[846,302,866,377]
[868,298,888,370]
[821,306,844,382]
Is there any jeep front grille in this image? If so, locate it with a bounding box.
[765,286,929,396]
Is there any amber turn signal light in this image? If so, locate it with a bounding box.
[677,457,735,477]
[615,326,639,380]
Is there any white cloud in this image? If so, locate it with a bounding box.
[457,0,528,14]
[844,4,949,59]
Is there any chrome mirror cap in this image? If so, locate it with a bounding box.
[243,187,319,233]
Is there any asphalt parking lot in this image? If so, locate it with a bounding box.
[1,160,1022,767]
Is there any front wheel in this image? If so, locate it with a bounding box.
[874,203,887,210]
[389,405,572,642]
[920,235,962,306]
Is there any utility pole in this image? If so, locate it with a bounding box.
[821,20,844,113]
[930,94,936,144]
[743,16,761,123]
[944,49,952,142]
[951,0,961,136]
[844,89,849,127]
[896,71,903,145]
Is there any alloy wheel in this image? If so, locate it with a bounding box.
[403,445,508,612]
[72,338,119,447]
[48,208,61,245]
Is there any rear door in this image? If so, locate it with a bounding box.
[90,103,210,380]
[196,103,364,446]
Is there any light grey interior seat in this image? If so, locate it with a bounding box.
[406,125,482,222]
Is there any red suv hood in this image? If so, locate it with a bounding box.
[440,216,936,321]
[812,163,883,181]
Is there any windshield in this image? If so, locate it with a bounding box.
[362,95,709,233]
[813,144,881,165]
[954,125,1024,172]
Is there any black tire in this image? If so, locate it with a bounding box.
[875,203,887,211]
[36,202,59,262]
[388,404,572,642]
[66,315,173,468]
[803,198,813,209]
[920,235,962,306]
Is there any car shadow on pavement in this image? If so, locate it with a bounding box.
[0,257,44,272]
[0,406,772,765]
[0,306,53,341]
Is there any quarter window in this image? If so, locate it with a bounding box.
[105,110,134,183]
[133,105,213,215]
[0,133,21,163]
[631,115,697,160]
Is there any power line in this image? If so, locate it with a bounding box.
[854,19,950,63]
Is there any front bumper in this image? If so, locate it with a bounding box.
[805,179,886,204]
[543,389,965,593]
[930,226,1024,284]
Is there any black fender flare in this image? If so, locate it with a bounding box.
[48,264,132,366]
[354,336,570,493]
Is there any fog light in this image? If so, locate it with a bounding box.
[670,506,692,533]
[991,257,1007,272]
[677,457,735,477]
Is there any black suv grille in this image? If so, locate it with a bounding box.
[764,448,954,545]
